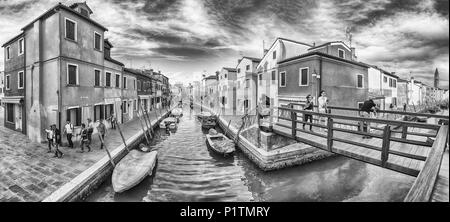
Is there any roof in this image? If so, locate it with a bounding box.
[258,37,313,68]
[21,3,108,32]
[278,51,370,68]
[104,39,113,48]
[124,68,154,79]
[308,41,352,51]
[203,75,217,80]
[364,64,399,78]
[397,78,409,82]
[223,67,237,72]
[105,57,124,66]
[242,56,262,62]
[2,32,24,48]
[69,2,93,14]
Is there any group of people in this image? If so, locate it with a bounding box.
[300,90,379,139]
[45,116,114,158]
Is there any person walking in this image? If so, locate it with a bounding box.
[78,123,91,152]
[317,90,328,131]
[359,98,379,139]
[303,95,314,131]
[53,125,63,158]
[97,119,106,150]
[44,125,55,153]
[64,120,74,148]
[110,114,116,130]
[87,118,94,144]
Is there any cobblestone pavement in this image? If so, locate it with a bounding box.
[0,108,168,202]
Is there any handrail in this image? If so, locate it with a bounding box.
[277,106,441,130]
[404,125,449,202]
[288,103,449,119]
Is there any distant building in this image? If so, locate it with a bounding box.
[218,67,237,113]
[235,57,261,114]
[0,70,4,104]
[367,66,399,110]
[202,75,218,108]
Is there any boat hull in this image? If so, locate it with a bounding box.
[205,134,235,157]
[112,150,158,193]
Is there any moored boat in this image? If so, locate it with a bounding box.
[205,133,235,157]
[112,149,158,193]
[201,115,217,129]
[197,111,212,120]
[159,117,178,128]
[171,108,183,117]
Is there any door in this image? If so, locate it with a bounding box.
[82,106,90,124]
[15,104,22,131]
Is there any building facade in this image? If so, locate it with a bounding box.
[367,66,398,110]
[218,67,237,113]
[235,57,260,114]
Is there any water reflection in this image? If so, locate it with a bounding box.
[85,105,415,202]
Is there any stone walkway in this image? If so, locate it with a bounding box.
[0,108,168,202]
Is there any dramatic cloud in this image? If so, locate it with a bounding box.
[0,0,448,88]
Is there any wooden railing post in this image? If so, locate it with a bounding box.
[291,104,297,138]
[136,112,150,145]
[97,128,115,167]
[327,117,333,152]
[381,124,391,167]
[401,125,408,139]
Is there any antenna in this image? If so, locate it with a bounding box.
[345,27,353,47]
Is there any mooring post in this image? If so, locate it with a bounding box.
[115,121,130,153]
[290,104,297,138]
[139,104,153,139]
[327,117,333,152]
[401,125,408,139]
[97,128,115,167]
[136,112,150,145]
[257,106,261,148]
[381,124,391,167]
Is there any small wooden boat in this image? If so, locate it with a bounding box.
[159,117,177,128]
[197,111,212,120]
[206,133,235,157]
[168,123,177,130]
[171,108,183,117]
[112,149,158,193]
[201,116,217,129]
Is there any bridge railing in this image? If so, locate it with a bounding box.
[270,105,443,176]
[404,125,449,202]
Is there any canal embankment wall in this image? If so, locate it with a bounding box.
[42,109,173,202]
[198,105,334,171]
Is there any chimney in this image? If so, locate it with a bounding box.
[158,70,161,74]
[350,47,357,60]
[312,42,316,47]
[263,49,269,55]
[238,59,242,64]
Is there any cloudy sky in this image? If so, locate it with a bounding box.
[0,0,448,88]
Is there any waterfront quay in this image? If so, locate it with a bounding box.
[0,108,169,202]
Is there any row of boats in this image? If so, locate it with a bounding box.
[111,107,237,194]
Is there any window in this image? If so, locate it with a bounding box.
[299,68,308,86]
[94,32,102,51]
[6,46,11,60]
[244,100,249,109]
[246,65,250,71]
[133,79,136,90]
[18,71,24,89]
[66,107,82,126]
[393,79,397,88]
[224,74,227,78]
[18,38,24,56]
[122,101,128,114]
[123,76,127,89]
[237,68,241,73]
[5,75,10,90]
[273,50,277,59]
[115,74,120,88]
[357,74,364,88]
[133,100,137,111]
[383,76,387,83]
[280,71,286,87]
[338,49,345,59]
[65,18,77,41]
[67,64,78,85]
[357,102,364,109]
[246,79,250,88]
[94,69,101,86]
[271,70,276,82]
[258,74,262,85]
[389,78,393,87]
[6,103,14,123]
[105,72,111,87]
[137,80,142,91]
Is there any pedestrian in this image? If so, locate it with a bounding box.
[318,90,328,131]
[87,118,94,143]
[359,98,379,139]
[403,103,407,112]
[110,114,116,130]
[64,120,74,148]
[78,123,91,152]
[97,119,106,150]
[44,125,55,153]
[303,95,314,131]
[53,125,63,158]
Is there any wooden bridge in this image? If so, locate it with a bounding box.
[256,104,449,202]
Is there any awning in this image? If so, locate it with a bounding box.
[1,96,24,104]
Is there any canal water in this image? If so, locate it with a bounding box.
[86,106,416,202]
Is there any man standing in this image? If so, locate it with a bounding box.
[303,95,314,131]
[44,125,54,153]
[359,98,379,139]
[97,119,106,150]
[318,90,329,132]
[78,123,91,152]
[110,114,116,130]
[53,125,63,158]
[87,118,94,144]
[64,120,74,148]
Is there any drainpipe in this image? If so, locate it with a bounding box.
[318,55,323,101]
[58,9,62,132]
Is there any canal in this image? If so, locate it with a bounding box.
[86,106,415,202]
